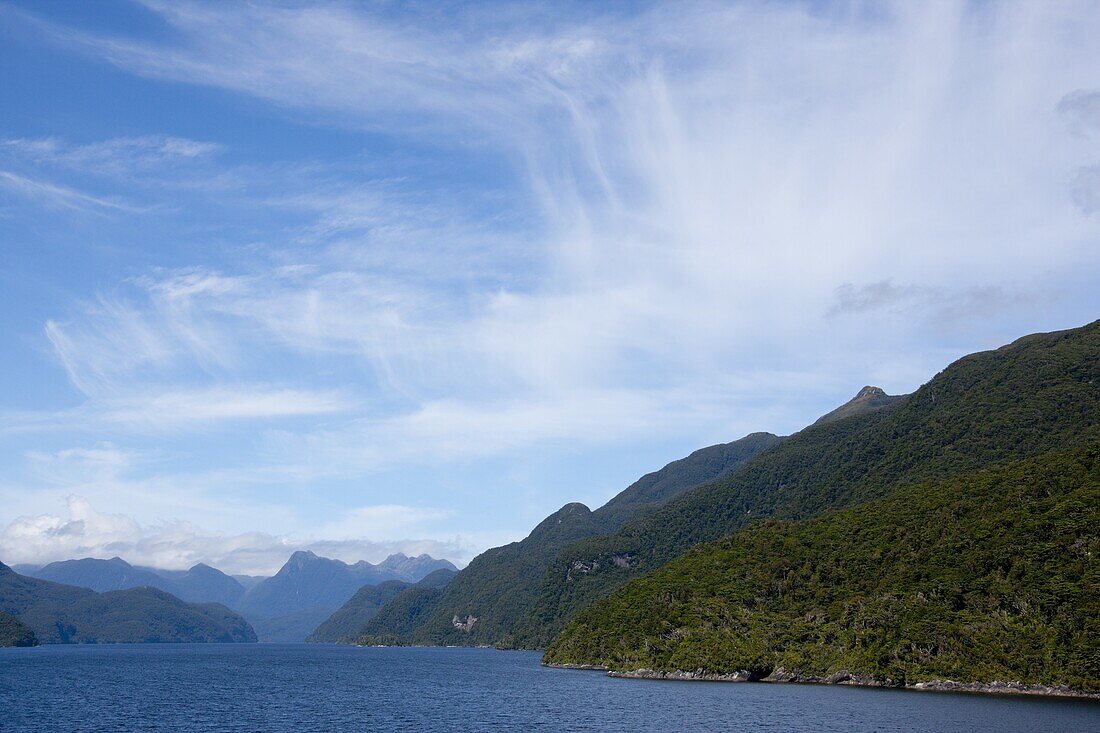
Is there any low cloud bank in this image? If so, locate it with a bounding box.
[0,496,473,576]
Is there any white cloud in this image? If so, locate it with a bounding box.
[99,387,353,427]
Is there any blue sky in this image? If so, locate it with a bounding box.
[1,0,1098,574]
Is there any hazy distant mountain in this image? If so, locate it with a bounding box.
[238,551,458,642]
[27,557,245,608]
[307,568,458,644]
[231,574,267,591]
[375,553,458,581]
[0,562,255,644]
[17,551,457,642]
[811,385,902,426]
[29,557,164,592]
[150,563,247,606]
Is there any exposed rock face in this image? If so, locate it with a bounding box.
[608,668,757,682]
[452,614,477,632]
[600,666,1100,699]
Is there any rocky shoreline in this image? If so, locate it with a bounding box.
[544,664,1099,700]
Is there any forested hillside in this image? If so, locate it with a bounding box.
[546,446,1099,691]
[526,322,1100,646]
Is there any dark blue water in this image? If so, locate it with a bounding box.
[1,644,1096,732]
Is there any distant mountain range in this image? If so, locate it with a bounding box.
[238,551,457,641]
[12,551,458,643]
[20,557,245,607]
[0,562,255,643]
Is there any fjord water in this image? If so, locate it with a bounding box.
[1,645,1095,732]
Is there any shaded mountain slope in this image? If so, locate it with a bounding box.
[358,586,446,645]
[309,568,457,643]
[28,557,246,608]
[0,563,256,644]
[0,610,37,647]
[546,446,1100,692]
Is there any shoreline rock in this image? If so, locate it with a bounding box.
[608,667,755,682]
[545,663,1100,699]
[543,661,609,671]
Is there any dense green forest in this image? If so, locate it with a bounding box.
[524,322,1100,646]
[357,583,452,645]
[0,610,37,647]
[591,432,784,530]
[0,563,257,643]
[546,446,1099,691]
[358,432,783,646]
[309,581,414,643]
[309,569,456,643]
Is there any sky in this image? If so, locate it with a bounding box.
[0,0,1098,575]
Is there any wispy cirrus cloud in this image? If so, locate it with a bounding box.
[2,135,222,173]
[2,1,1098,567]
[0,169,137,213]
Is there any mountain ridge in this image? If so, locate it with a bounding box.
[0,562,256,643]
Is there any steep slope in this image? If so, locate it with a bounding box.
[309,569,457,643]
[593,432,784,530]
[358,588,444,645]
[0,563,256,643]
[306,580,411,643]
[27,557,246,608]
[0,610,37,647]
[546,446,1100,692]
[362,431,781,647]
[239,551,455,641]
[811,385,902,426]
[528,321,1100,646]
